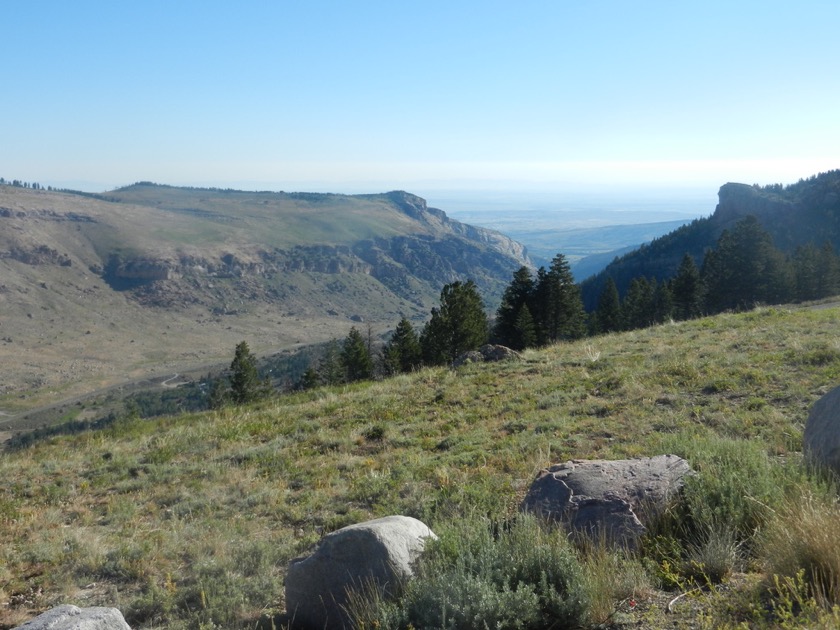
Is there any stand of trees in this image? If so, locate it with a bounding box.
[588,216,840,333]
[298,280,489,389]
[219,216,840,403]
[493,254,586,349]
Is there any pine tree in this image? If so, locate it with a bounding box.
[493,266,534,347]
[622,277,654,330]
[297,366,321,390]
[702,216,793,312]
[531,254,586,344]
[594,277,622,334]
[229,341,270,404]
[651,279,674,324]
[318,340,344,385]
[817,241,840,298]
[421,280,488,365]
[513,304,537,350]
[208,378,229,409]
[671,253,703,320]
[341,327,374,382]
[383,317,422,374]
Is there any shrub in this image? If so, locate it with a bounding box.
[349,514,588,629]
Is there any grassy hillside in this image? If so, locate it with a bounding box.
[0,184,527,417]
[2,303,840,628]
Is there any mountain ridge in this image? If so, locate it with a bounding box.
[0,183,531,411]
[580,170,840,307]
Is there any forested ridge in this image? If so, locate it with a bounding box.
[580,169,840,309]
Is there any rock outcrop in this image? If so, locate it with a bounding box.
[13,605,131,630]
[452,344,522,367]
[285,515,436,629]
[521,455,692,548]
[804,385,840,475]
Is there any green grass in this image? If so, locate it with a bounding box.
[2,304,840,628]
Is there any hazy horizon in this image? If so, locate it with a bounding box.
[3,2,837,198]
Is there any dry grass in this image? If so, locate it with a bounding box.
[2,303,840,627]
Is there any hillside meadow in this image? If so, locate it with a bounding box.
[3,303,840,628]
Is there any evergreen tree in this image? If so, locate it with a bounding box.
[229,341,270,404]
[341,326,374,382]
[318,339,344,385]
[493,266,534,347]
[622,277,654,330]
[383,317,422,374]
[671,253,703,320]
[701,216,793,312]
[208,378,229,409]
[297,366,321,390]
[594,277,622,334]
[651,279,674,324]
[817,241,840,298]
[513,303,538,350]
[531,254,586,343]
[421,280,489,365]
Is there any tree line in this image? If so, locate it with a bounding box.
[589,215,840,334]
[0,177,46,190]
[214,213,840,405]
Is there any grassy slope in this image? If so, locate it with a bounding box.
[2,304,840,628]
[102,185,427,250]
[0,185,452,413]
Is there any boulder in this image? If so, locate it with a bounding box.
[285,515,436,629]
[452,344,521,367]
[804,385,840,475]
[520,455,692,548]
[13,605,131,630]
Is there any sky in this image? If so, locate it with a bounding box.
[3,1,839,201]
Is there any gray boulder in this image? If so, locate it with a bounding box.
[452,344,521,367]
[804,385,840,475]
[285,515,436,629]
[13,605,131,630]
[520,455,692,548]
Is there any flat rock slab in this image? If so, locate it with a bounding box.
[13,605,131,630]
[521,455,692,547]
[285,515,436,629]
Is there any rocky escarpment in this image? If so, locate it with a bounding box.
[105,231,528,311]
[385,190,530,262]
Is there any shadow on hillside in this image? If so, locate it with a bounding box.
[5,412,123,451]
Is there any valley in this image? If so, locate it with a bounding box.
[0,184,530,423]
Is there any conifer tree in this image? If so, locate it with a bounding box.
[297,366,321,390]
[817,241,840,298]
[383,317,423,374]
[341,326,374,382]
[651,279,674,324]
[531,254,586,343]
[228,341,271,404]
[622,277,654,330]
[671,253,703,320]
[702,216,793,312]
[318,339,344,386]
[493,266,534,347]
[513,303,538,350]
[594,277,623,334]
[421,280,488,365]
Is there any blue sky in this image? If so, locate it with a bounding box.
[3,1,839,197]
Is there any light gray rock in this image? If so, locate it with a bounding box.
[285,515,436,629]
[804,385,840,475]
[452,344,521,367]
[520,455,692,548]
[13,605,131,630]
